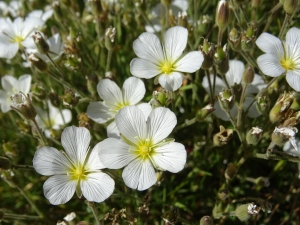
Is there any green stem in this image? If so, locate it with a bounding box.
[12,164,34,170]
[46,53,65,78]
[3,213,40,220]
[224,109,243,142]
[174,118,197,131]
[239,51,257,69]
[278,13,290,39]
[256,76,281,98]
[15,184,45,219]
[136,4,157,33]
[32,118,47,146]
[105,49,113,73]
[253,153,300,163]
[87,201,100,225]
[237,83,248,133]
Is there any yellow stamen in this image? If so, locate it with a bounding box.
[161,61,174,74]
[281,58,294,70]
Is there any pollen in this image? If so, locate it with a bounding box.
[161,61,174,74]
[12,36,24,45]
[281,58,295,70]
[70,166,87,180]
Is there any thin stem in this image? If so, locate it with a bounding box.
[205,70,213,103]
[256,76,281,98]
[217,27,223,45]
[237,83,248,133]
[105,49,113,73]
[15,184,45,219]
[32,118,47,146]
[87,201,100,225]
[3,213,40,220]
[258,2,282,29]
[12,164,34,170]
[174,118,197,131]
[224,109,243,142]
[212,66,217,99]
[239,51,257,69]
[278,13,290,39]
[46,53,65,78]
[135,3,157,33]
[253,153,300,163]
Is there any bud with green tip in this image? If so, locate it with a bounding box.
[214,44,229,75]
[242,65,254,84]
[150,90,172,109]
[196,104,215,122]
[32,31,50,54]
[228,28,241,52]
[199,39,215,70]
[216,0,230,30]
[246,127,263,145]
[241,23,256,52]
[235,203,258,221]
[200,216,214,225]
[256,95,270,115]
[218,89,235,111]
[269,92,294,123]
[10,92,37,121]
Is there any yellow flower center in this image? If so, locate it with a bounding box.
[69,165,87,181]
[161,61,174,74]
[11,35,24,46]
[111,101,130,114]
[281,58,295,70]
[132,139,155,161]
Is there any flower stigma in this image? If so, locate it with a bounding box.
[161,61,174,74]
[281,58,295,70]
[69,165,87,181]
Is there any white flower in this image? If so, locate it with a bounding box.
[130,26,204,91]
[256,27,300,91]
[0,74,32,113]
[274,126,298,151]
[35,101,72,138]
[202,60,266,120]
[86,77,152,138]
[0,16,44,59]
[33,126,115,205]
[283,138,300,179]
[27,9,54,22]
[97,106,187,191]
[145,0,189,33]
[0,1,21,17]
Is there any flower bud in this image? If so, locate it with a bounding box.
[228,28,241,52]
[199,39,215,70]
[27,53,48,72]
[269,92,294,123]
[290,92,300,110]
[0,157,12,170]
[32,31,49,54]
[217,188,229,201]
[213,125,234,146]
[218,89,235,111]
[161,206,178,224]
[284,0,297,14]
[10,92,37,121]
[149,90,172,109]
[256,95,270,115]
[246,127,263,145]
[195,104,215,122]
[235,203,258,221]
[242,65,254,84]
[60,89,79,108]
[272,126,298,148]
[225,163,237,180]
[216,0,230,30]
[214,44,229,75]
[241,24,256,52]
[178,11,188,28]
[200,216,214,225]
[105,26,116,50]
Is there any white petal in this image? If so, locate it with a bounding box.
[158,72,184,91]
[246,74,266,95]
[164,26,187,62]
[256,32,284,56]
[97,138,136,169]
[122,158,156,190]
[132,32,164,63]
[136,103,152,119]
[86,101,114,124]
[226,60,244,86]
[175,51,203,73]
[33,146,72,176]
[285,27,300,58]
[97,79,123,109]
[17,74,31,93]
[41,9,54,21]
[61,126,90,167]
[257,54,285,77]
[0,35,19,59]
[122,77,146,105]
[1,75,17,92]
[22,17,44,37]
[245,97,260,118]
[115,106,147,145]
[43,175,77,205]
[202,74,225,96]
[147,107,177,143]
[107,121,120,138]
[286,71,300,91]
[0,91,11,113]
[84,145,106,170]
[152,142,186,172]
[130,58,161,79]
[81,172,115,202]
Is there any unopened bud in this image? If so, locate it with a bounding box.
[242,65,254,84]
[256,95,270,115]
[32,31,49,54]
[27,53,48,72]
[218,89,235,111]
[269,92,294,123]
[225,163,237,180]
[0,157,11,170]
[199,39,215,70]
[241,24,256,52]
[213,125,234,146]
[235,203,258,221]
[228,28,241,52]
[196,104,215,122]
[10,92,37,121]
[216,0,230,30]
[200,216,214,225]
[150,90,172,109]
[284,0,297,14]
[178,11,188,28]
[105,26,116,50]
[214,44,229,75]
[246,127,263,145]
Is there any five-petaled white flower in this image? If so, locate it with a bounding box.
[33,126,115,205]
[35,100,72,138]
[202,60,265,120]
[86,77,152,138]
[130,26,204,91]
[0,74,32,113]
[0,16,44,59]
[97,106,187,191]
[256,27,300,91]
